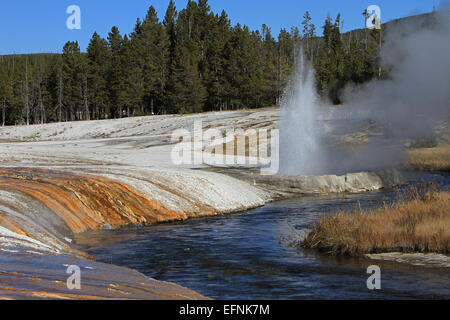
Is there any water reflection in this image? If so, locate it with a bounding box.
[75,172,450,300]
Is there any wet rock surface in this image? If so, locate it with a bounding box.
[0,166,404,299]
[0,167,269,299]
[0,250,207,300]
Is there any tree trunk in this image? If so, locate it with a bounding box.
[38,79,45,124]
[25,59,30,125]
[58,68,63,122]
[2,97,5,127]
[83,73,90,120]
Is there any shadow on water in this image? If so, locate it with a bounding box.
[75,172,450,300]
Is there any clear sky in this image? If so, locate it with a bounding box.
[0,0,437,54]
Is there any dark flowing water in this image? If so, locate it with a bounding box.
[76,172,450,300]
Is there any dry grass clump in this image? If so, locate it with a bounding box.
[408,145,450,172]
[302,183,450,256]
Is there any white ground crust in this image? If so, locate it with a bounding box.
[0,225,61,255]
[366,252,450,268]
[0,108,402,258]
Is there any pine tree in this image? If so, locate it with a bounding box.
[345,36,366,84]
[171,1,207,113]
[62,41,84,120]
[276,28,293,104]
[366,28,383,79]
[261,24,278,106]
[0,62,13,126]
[315,14,346,104]
[301,11,316,60]
[163,0,179,113]
[107,26,126,118]
[130,6,170,115]
[87,32,110,119]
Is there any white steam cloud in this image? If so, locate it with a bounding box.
[281,8,450,175]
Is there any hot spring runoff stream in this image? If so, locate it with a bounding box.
[75,172,450,300]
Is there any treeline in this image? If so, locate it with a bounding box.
[0,0,385,126]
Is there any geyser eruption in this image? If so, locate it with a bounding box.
[280,49,324,175]
[281,7,450,176]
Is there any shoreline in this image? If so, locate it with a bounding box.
[0,109,446,299]
[366,252,450,269]
[302,185,450,258]
[0,165,404,299]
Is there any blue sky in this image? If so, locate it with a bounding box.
[0,0,437,54]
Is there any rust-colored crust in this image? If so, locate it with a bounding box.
[0,168,209,300]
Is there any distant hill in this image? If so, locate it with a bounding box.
[0,12,438,59]
[344,12,436,38]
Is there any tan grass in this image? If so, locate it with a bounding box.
[302,184,450,256]
[408,144,450,172]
